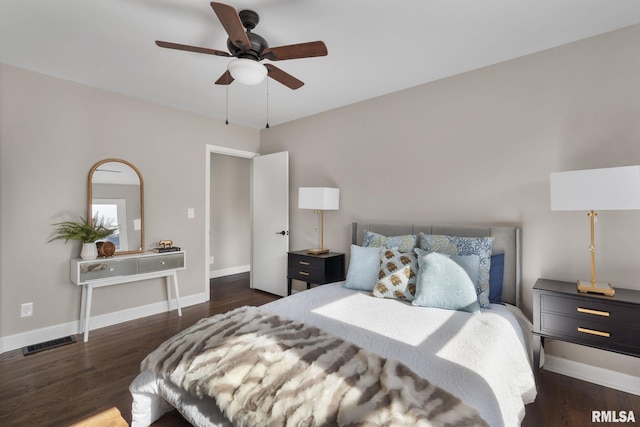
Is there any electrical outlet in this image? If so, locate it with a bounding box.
[209,256,214,264]
[21,302,33,318]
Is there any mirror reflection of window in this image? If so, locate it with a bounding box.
[92,199,129,251]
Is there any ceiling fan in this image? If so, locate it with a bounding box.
[156,2,328,90]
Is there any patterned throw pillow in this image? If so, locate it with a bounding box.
[419,233,494,307]
[371,248,418,301]
[362,231,417,252]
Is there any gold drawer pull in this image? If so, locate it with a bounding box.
[577,307,609,317]
[299,271,310,276]
[299,261,311,266]
[578,327,610,338]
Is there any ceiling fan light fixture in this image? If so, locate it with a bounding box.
[227,58,267,85]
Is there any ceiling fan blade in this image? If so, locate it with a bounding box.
[214,70,234,85]
[265,64,304,90]
[262,41,327,61]
[156,41,230,57]
[210,2,251,50]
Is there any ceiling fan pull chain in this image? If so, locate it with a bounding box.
[265,76,270,129]
[225,76,229,125]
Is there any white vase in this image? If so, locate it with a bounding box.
[80,242,98,260]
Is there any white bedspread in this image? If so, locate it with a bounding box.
[262,284,536,427]
[131,284,536,427]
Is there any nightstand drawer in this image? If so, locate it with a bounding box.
[540,312,640,355]
[288,254,323,282]
[289,254,324,271]
[541,293,637,324]
[289,269,321,282]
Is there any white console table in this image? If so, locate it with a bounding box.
[70,251,186,342]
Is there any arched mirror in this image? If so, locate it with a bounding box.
[88,159,144,255]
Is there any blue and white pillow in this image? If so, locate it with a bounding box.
[419,233,494,307]
[412,252,481,313]
[362,230,417,252]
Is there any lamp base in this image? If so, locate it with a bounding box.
[306,248,329,255]
[577,280,615,297]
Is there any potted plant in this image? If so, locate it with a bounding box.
[49,214,116,260]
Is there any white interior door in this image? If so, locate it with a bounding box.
[252,152,289,296]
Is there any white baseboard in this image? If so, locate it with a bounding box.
[210,264,250,279]
[544,355,640,396]
[0,292,209,354]
[1,321,79,355]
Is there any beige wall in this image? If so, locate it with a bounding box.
[0,64,259,338]
[260,25,640,377]
[210,153,251,272]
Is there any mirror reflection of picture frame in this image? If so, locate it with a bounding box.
[88,159,144,255]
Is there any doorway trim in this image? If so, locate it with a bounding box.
[205,144,259,299]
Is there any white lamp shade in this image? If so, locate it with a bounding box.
[550,166,640,211]
[227,58,267,85]
[298,187,339,210]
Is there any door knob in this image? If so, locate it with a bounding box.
[275,230,288,235]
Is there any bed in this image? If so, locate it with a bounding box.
[130,222,537,426]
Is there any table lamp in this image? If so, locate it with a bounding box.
[298,187,339,254]
[550,165,640,296]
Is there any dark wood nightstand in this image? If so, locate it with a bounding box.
[532,278,640,377]
[287,251,346,296]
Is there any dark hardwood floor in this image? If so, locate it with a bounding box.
[0,273,277,426]
[0,273,637,426]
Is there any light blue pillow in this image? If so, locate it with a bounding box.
[450,254,480,287]
[419,233,493,307]
[414,248,479,286]
[343,245,382,291]
[412,252,481,313]
[362,230,417,252]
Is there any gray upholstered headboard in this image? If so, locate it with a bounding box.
[351,222,522,307]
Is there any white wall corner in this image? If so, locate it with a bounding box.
[544,355,640,396]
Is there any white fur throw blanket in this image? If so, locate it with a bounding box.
[141,306,488,427]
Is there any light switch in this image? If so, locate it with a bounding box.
[187,208,195,219]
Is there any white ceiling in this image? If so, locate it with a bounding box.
[2,1,640,129]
